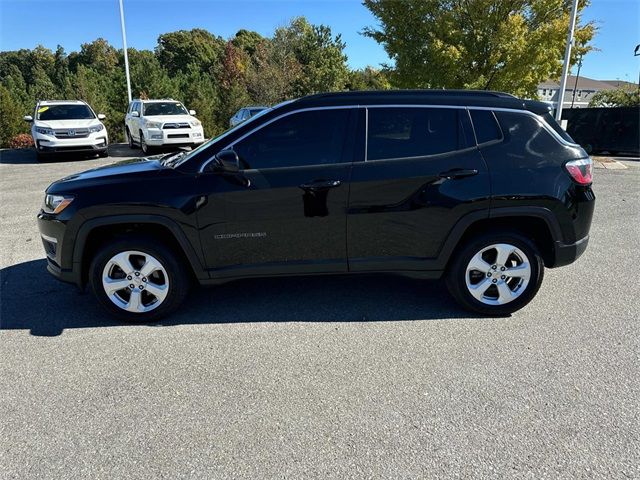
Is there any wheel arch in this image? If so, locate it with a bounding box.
[438,207,563,269]
[74,215,208,287]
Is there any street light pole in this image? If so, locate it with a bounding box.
[118,0,132,103]
[634,44,640,93]
[555,0,580,121]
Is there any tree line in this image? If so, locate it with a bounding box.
[0,17,390,147]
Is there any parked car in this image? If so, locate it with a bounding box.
[230,106,267,127]
[37,90,594,321]
[24,100,108,161]
[124,99,205,154]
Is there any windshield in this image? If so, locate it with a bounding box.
[37,104,95,121]
[169,104,280,168]
[143,102,188,116]
[248,108,266,116]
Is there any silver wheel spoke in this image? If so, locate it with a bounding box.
[111,252,134,274]
[468,278,492,301]
[505,262,531,278]
[467,253,492,273]
[103,278,131,295]
[125,289,143,312]
[494,244,514,266]
[140,256,162,277]
[496,282,515,304]
[144,282,168,301]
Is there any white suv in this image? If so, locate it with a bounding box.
[24,100,108,161]
[124,99,205,154]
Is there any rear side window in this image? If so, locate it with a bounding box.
[367,107,469,160]
[469,110,503,145]
[541,112,576,144]
[233,108,350,169]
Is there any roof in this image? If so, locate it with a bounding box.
[133,98,179,103]
[289,89,551,114]
[601,80,638,89]
[539,76,616,91]
[38,100,87,105]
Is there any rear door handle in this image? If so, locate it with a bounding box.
[438,168,479,180]
[299,179,342,191]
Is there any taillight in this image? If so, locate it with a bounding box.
[565,158,593,185]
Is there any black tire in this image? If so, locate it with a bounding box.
[140,131,152,155]
[98,149,109,158]
[89,236,190,322]
[126,128,138,149]
[445,231,544,316]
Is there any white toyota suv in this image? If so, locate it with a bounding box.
[124,99,205,154]
[24,100,109,161]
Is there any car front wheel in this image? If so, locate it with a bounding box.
[140,131,152,154]
[446,232,544,316]
[89,237,190,321]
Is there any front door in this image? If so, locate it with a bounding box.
[196,107,355,279]
[347,106,491,272]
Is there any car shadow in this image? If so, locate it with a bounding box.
[0,148,108,165]
[1,259,478,336]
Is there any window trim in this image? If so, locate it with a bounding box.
[468,108,504,147]
[198,103,579,173]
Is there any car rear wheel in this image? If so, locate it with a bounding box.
[89,237,190,321]
[446,232,544,316]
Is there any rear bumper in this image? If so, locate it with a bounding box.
[553,235,589,268]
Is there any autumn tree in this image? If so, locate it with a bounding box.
[363,0,596,97]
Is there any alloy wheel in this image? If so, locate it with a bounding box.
[101,250,169,313]
[464,243,531,306]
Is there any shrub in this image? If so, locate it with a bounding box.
[8,133,34,149]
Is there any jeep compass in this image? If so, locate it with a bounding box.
[37,90,595,320]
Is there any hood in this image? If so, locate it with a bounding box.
[143,115,196,125]
[48,157,167,192]
[35,119,103,129]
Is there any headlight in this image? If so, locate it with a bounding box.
[145,121,162,129]
[43,194,74,214]
[89,124,104,133]
[190,120,201,127]
[36,127,54,135]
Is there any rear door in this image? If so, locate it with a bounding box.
[347,106,490,272]
[196,107,356,278]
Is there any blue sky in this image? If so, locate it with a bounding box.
[0,0,638,82]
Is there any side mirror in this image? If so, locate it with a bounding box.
[23,115,33,122]
[189,109,196,116]
[214,149,240,173]
[131,111,140,117]
[97,113,106,120]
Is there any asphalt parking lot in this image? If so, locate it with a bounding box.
[1,147,638,479]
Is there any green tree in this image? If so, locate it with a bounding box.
[347,66,391,90]
[363,0,595,97]
[0,84,27,147]
[273,17,349,96]
[589,87,640,107]
[156,29,226,75]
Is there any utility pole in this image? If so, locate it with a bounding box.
[635,44,640,92]
[118,0,132,103]
[570,56,582,108]
[555,0,580,121]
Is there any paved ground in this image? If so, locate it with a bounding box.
[1,147,639,479]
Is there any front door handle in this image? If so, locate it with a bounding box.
[299,179,342,191]
[438,168,479,180]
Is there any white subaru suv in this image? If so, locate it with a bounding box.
[24,100,108,161]
[124,99,205,154]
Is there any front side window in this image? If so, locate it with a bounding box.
[233,109,350,169]
[143,102,188,116]
[367,107,468,160]
[37,104,95,121]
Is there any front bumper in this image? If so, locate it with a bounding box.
[553,235,589,268]
[35,134,108,154]
[143,127,204,146]
[37,212,81,287]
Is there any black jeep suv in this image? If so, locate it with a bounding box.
[38,90,594,320]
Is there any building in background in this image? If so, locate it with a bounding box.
[537,76,636,109]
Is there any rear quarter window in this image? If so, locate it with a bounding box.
[541,112,576,144]
[495,111,566,159]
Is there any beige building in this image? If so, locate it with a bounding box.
[536,76,632,109]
